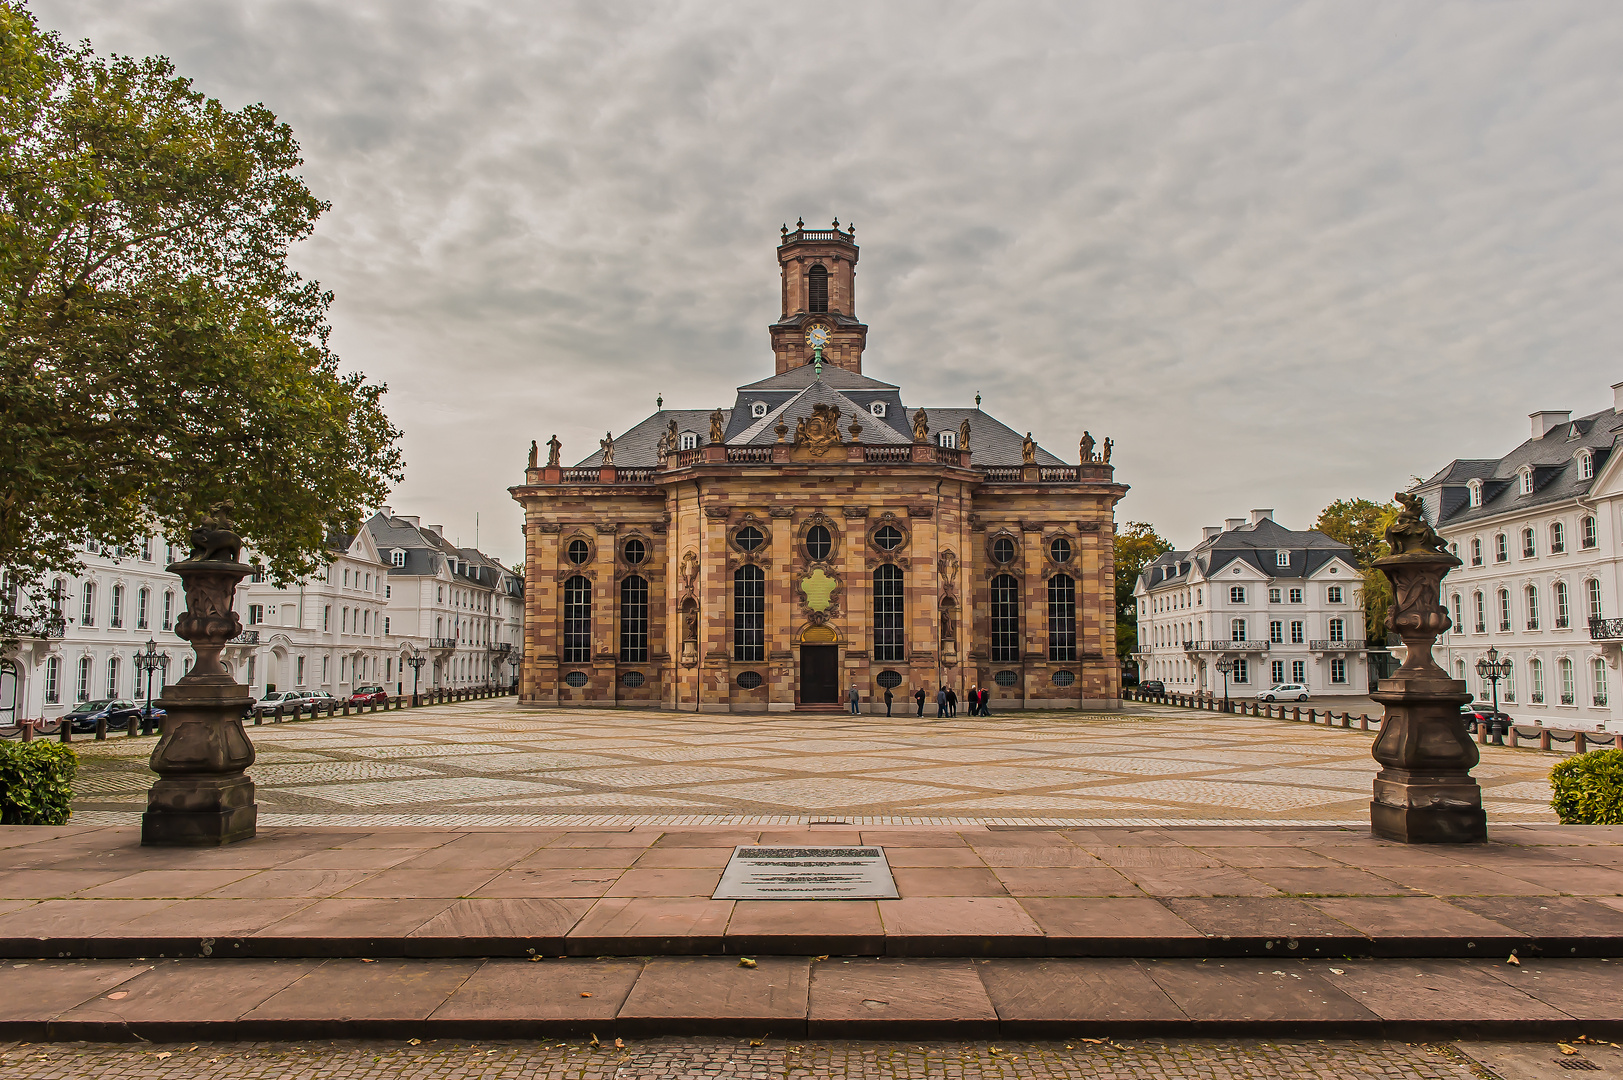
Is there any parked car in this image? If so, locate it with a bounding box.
[301,690,336,710]
[350,685,389,706]
[1460,703,1512,734]
[250,690,306,716]
[1138,680,1166,695]
[1258,684,1311,702]
[64,699,143,733]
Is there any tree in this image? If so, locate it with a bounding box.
[1313,497,1398,644]
[1114,521,1172,661]
[0,5,402,635]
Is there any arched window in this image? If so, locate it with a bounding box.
[1559,657,1575,705]
[76,656,91,701]
[619,576,648,663]
[1595,658,1609,707]
[106,656,119,697]
[1494,534,1507,562]
[1502,660,1516,702]
[136,587,149,630]
[80,582,95,626]
[1455,658,1467,682]
[1048,574,1076,661]
[1470,538,1482,566]
[1473,591,1485,633]
[733,565,764,661]
[807,264,828,313]
[1526,584,1540,630]
[1582,516,1598,549]
[44,656,60,704]
[1529,658,1545,703]
[1579,450,1595,480]
[1554,582,1571,628]
[562,576,591,663]
[1497,589,1511,632]
[1522,528,1536,558]
[1550,522,1566,554]
[873,564,905,662]
[990,574,1020,662]
[1450,593,1462,635]
[1589,578,1605,621]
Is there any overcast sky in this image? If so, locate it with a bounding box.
[30,0,1623,566]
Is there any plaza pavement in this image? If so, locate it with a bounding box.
[61,699,1559,827]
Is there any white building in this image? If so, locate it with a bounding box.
[1413,379,1620,731]
[1133,510,1370,698]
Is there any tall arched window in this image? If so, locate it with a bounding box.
[1526,584,1540,630]
[1502,660,1516,702]
[619,576,648,662]
[733,565,764,661]
[1595,658,1610,707]
[1589,579,1605,622]
[106,656,119,697]
[1473,591,1486,633]
[1494,533,1507,562]
[1529,658,1545,703]
[990,574,1020,662]
[136,587,150,630]
[1559,657,1575,705]
[873,564,905,661]
[1470,538,1482,566]
[562,576,591,662]
[1550,522,1566,554]
[807,264,828,313]
[1554,582,1571,628]
[1522,528,1536,558]
[1582,515,1598,549]
[1497,589,1511,632]
[1048,574,1076,661]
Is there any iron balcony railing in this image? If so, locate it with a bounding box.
[14,613,66,639]
[1183,640,1269,653]
[1309,639,1367,651]
[428,637,458,650]
[1591,617,1623,641]
[489,642,512,654]
[228,630,259,645]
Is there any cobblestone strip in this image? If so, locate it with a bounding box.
[0,1039,1480,1079]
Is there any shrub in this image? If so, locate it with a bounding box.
[0,741,78,825]
[1550,748,1623,825]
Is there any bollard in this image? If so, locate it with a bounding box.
[274,705,283,724]
[253,709,262,725]
[59,721,71,743]
[95,717,107,740]
[127,715,137,737]
[1540,728,1551,751]
[1292,707,1300,722]
[1476,723,1487,745]
[342,700,350,716]
[1360,714,1369,731]
[1509,727,1518,748]
[21,722,32,742]
[1576,731,1587,754]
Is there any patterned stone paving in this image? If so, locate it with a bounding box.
[62,699,1559,826]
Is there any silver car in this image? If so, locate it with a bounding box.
[1257,683,1311,702]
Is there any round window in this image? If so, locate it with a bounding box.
[623,538,646,565]
[621,671,645,688]
[1049,537,1072,563]
[567,539,591,564]
[806,524,832,561]
[564,671,589,688]
[737,671,763,689]
[994,670,1018,687]
[1052,670,1075,686]
[735,526,764,552]
[876,670,903,688]
[873,525,904,551]
[992,536,1016,564]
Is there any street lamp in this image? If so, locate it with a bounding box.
[1474,646,1511,745]
[133,638,170,735]
[406,649,427,707]
[1214,656,1235,713]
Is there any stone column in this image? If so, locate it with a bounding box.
[1369,498,1485,844]
[142,509,257,847]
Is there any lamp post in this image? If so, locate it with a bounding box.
[133,638,171,735]
[406,649,427,707]
[1475,646,1511,745]
[1214,656,1235,713]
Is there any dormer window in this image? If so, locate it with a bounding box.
[749,401,768,419]
[1518,467,1533,495]
[1467,479,1483,507]
[869,402,886,418]
[1275,551,1289,568]
[937,431,957,449]
[391,549,406,568]
[807,264,828,313]
[678,432,698,451]
[1578,450,1595,481]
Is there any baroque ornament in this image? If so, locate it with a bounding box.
[793,403,843,458]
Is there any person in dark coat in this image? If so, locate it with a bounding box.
[936,686,948,718]
[979,686,992,716]
[848,683,860,715]
[883,687,893,717]
[914,687,927,716]
[945,686,957,716]
[965,684,978,716]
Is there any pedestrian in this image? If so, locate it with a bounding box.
[935,685,948,718]
[979,685,992,717]
[965,684,978,717]
[848,683,860,715]
[883,686,894,717]
[946,686,958,717]
[914,686,927,716]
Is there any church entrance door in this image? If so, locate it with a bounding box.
[799,645,839,704]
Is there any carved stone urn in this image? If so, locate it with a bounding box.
[1369,494,1485,844]
[142,508,257,846]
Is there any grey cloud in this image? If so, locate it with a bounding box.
[29,0,1623,560]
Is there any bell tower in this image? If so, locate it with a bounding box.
[769,218,869,375]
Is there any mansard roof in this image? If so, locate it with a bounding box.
[1418,404,1620,528]
[1137,517,1355,592]
[364,511,511,587]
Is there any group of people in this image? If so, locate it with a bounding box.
[862,683,994,717]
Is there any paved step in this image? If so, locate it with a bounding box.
[0,955,1619,1041]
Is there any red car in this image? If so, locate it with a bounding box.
[349,685,389,706]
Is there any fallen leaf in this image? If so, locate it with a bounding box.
[154,1052,172,1060]
[528,955,544,963]
[812,955,829,962]
[589,1034,600,1048]
[360,958,377,964]
[1329,968,1345,975]
[1507,954,1521,966]
[106,992,128,1000]
[1560,1044,1579,1055]
[1080,1038,1106,1044]
[580,992,593,998]
[749,1038,764,1047]
[739,958,757,968]
[614,1039,625,1049]
[989,1047,1000,1055]
[408,1039,421,1046]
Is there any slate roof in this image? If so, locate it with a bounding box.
[1416,405,1620,528]
[1138,518,1356,592]
[573,366,1067,468]
[364,511,515,588]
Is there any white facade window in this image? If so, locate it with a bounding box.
[1530,658,1545,703]
[1559,658,1575,705]
[1330,657,1347,683]
[1470,538,1483,566]
[1230,618,1247,642]
[1290,620,1304,644]
[1578,450,1595,480]
[392,550,406,567]
[1474,591,1486,633]
[1468,480,1482,507]
[1329,617,1345,643]
[1590,579,1605,621]
[1494,533,1507,562]
[1289,587,1303,604]
[1269,620,1283,644]
[1518,468,1533,495]
[44,656,60,704]
[1276,551,1289,567]
[76,656,91,701]
[136,587,149,630]
[1497,589,1511,632]
[384,617,391,635]
[1522,528,1536,558]
[1451,594,1462,634]
[162,591,173,631]
[109,584,123,628]
[1327,585,1343,604]
[1268,587,1281,603]
[1555,581,1571,628]
[1550,522,1566,554]
[1526,584,1540,630]
[296,656,305,686]
[1272,660,1284,683]
[937,431,956,449]
[1229,586,1246,604]
[1582,516,1598,549]
[80,583,94,626]
[1502,661,1516,702]
[1233,658,1249,683]
[678,432,698,451]
[247,604,263,626]
[1292,659,1306,682]
[1596,658,1610,707]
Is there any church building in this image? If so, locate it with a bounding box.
[511,222,1127,712]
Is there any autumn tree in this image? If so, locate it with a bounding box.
[1114,521,1172,661]
[1313,497,1398,644]
[0,4,402,636]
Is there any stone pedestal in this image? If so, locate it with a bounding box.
[1369,531,1486,844]
[141,513,258,847]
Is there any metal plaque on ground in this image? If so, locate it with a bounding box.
[712,846,899,900]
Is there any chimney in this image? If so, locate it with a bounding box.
[1530,410,1571,438]
[1225,518,1245,531]
[1614,380,1623,413]
[1249,509,1274,525]
[378,505,392,518]
[425,524,444,539]
[1202,526,1221,541]
[399,515,420,528]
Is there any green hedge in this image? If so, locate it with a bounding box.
[1551,748,1623,825]
[0,741,78,825]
